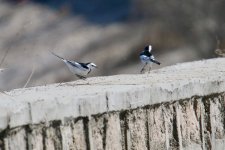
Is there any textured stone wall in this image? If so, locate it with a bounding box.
[1,58,225,150]
[1,93,225,150]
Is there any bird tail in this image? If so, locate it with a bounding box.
[151,59,161,65]
[50,51,65,61]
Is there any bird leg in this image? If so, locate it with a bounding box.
[148,66,151,73]
[148,64,152,73]
[76,75,87,80]
[56,82,63,87]
[140,63,147,74]
[75,75,91,85]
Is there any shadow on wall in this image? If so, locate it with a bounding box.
[9,0,132,24]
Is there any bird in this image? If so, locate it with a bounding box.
[214,37,225,57]
[215,49,225,57]
[139,45,160,73]
[50,51,97,79]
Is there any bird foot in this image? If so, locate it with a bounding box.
[76,75,87,80]
[140,68,145,74]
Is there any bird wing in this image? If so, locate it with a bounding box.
[78,62,89,69]
[140,55,150,62]
[67,60,89,71]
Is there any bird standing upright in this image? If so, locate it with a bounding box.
[139,45,160,73]
[50,51,97,79]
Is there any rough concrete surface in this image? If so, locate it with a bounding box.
[0,58,225,149]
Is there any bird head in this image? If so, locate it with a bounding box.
[87,62,98,69]
[144,45,152,53]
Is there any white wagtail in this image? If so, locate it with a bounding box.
[139,45,160,73]
[50,51,97,79]
[214,37,225,57]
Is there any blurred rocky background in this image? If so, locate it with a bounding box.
[0,0,225,91]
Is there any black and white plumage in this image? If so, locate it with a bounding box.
[50,51,97,79]
[139,45,160,73]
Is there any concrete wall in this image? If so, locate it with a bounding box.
[1,58,225,150]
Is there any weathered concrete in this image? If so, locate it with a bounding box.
[1,58,225,149]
